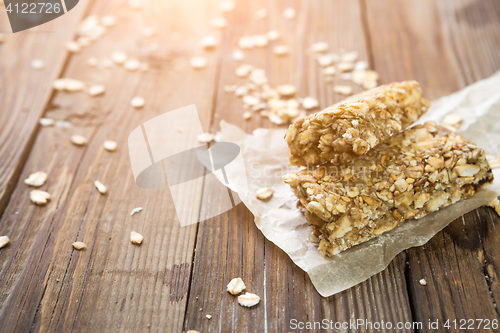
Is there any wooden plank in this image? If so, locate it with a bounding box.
[0,1,88,215]
[0,0,224,332]
[365,0,500,330]
[184,0,414,332]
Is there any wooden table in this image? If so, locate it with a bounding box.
[1,0,500,332]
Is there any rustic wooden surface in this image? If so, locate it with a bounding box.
[0,0,499,332]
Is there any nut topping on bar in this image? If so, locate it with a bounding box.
[283,122,493,257]
[285,81,430,166]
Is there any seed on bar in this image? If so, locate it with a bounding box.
[197,132,215,143]
[210,17,228,29]
[0,236,9,249]
[283,7,296,19]
[111,52,128,64]
[256,187,274,200]
[227,277,246,295]
[130,207,143,216]
[131,96,145,108]
[71,134,88,146]
[200,35,218,49]
[237,292,260,307]
[130,231,144,244]
[40,118,55,127]
[94,180,107,194]
[31,59,45,70]
[24,171,48,187]
[266,30,280,41]
[254,8,267,20]
[72,241,87,250]
[333,85,353,95]
[88,84,105,96]
[190,57,208,69]
[273,45,289,56]
[103,140,117,151]
[30,190,51,205]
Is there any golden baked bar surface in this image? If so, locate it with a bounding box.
[285,81,430,166]
[283,122,493,257]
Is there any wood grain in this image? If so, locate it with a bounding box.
[0,1,88,215]
[183,1,413,332]
[0,0,223,332]
[365,0,500,330]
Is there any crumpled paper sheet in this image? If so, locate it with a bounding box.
[214,71,500,297]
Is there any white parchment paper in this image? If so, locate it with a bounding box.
[214,71,500,297]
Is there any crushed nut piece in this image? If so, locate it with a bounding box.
[333,85,353,95]
[130,207,143,216]
[24,171,48,187]
[205,315,212,320]
[131,96,145,108]
[227,277,246,295]
[72,241,87,250]
[197,132,215,143]
[238,292,260,307]
[94,180,107,194]
[103,140,117,151]
[256,187,274,200]
[71,135,88,146]
[419,278,427,286]
[130,231,144,244]
[190,57,208,69]
[30,190,51,205]
[0,236,9,249]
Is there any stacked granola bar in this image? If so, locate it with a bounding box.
[283,82,493,257]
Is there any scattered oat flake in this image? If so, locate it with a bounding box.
[101,59,113,68]
[337,61,355,72]
[124,58,141,71]
[283,7,296,19]
[131,231,144,244]
[354,60,368,71]
[333,85,353,95]
[256,187,274,200]
[130,207,143,216]
[0,236,9,249]
[72,241,87,250]
[111,52,127,64]
[88,57,98,67]
[238,36,255,50]
[235,64,253,77]
[142,26,156,37]
[302,97,319,110]
[53,78,86,92]
[197,132,215,143]
[419,279,427,286]
[219,0,234,12]
[227,277,246,295]
[237,292,260,307]
[30,190,51,205]
[140,62,150,72]
[56,120,72,128]
[311,41,329,53]
[77,36,90,47]
[253,34,268,47]
[71,135,88,146]
[103,140,117,151]
[200,36,217,49]
[243,111,252,120]
[235,86,248,97]
[273,45,289,56]
[341,51,358,62]
[210,17,228,29]
[31,59,45,69]
[324,66,336,76]
[206,315,212,320]
[186,331,200,333]
[266,30,280,41]
[131,96,145,108]
[101,15,117,27]
[24,171,48,187]
[254,8,268,20]
[317,54,335,67]
[232,49,244,61]
[277,84,297,97]
[190,57,208,69]
[94,180,107,194]
[243,95,259,106]
[65,40,81,53]
[40,118,55,127]
[88,84,105,96]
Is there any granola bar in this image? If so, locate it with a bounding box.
[283,122,493,257]
[285,81,430,166]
